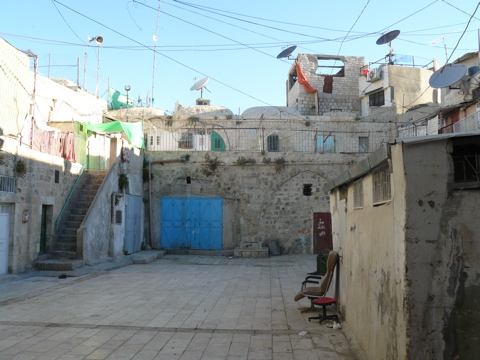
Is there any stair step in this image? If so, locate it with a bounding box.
[68,214,85,222]
[55,242,77,251]
[62,228,77,236]
[65,220,81,228]
[71,208,88,216]
[52,250,77,259]
[36,259,84,271]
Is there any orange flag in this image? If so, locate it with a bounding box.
[295,61,317,93]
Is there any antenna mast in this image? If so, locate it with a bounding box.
[151,1,162,108]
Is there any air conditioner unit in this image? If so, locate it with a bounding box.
[367,67,383,82]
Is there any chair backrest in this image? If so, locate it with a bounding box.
[319,250,338,295]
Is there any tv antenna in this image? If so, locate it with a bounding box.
[376,30,400,64]
[277,45,297,60]
[190,77,210,98]
[429,29,462,63]
[428,63,467,88]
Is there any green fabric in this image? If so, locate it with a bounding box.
[76,121,145,149]
[211,130,226,151]
[108,86,134,110]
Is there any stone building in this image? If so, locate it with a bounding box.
[287,54,365,116]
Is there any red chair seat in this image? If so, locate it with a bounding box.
[311,297,337,306]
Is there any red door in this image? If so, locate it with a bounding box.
[313,212,332,254]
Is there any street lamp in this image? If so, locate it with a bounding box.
[88,36,103,98]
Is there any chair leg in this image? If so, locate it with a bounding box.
[308,306,338,324]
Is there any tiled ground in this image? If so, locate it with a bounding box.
[0,254,357,360]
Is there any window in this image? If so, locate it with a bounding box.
[369,90,385,107]
[149,136,154,146]
[54,170,60,184]
[267,134,279,152]
[0,175,15,193]
[359,136,369,153]
[156,136,160,146]
[330,109,342,112]
[353,179,364,208]
[372,164,391,204]
[178,132,193,149]
[316,58,345,77]
[452,138,480,188]
[303,184,312,196]
[186,176,191,184]
[316,135,335,153]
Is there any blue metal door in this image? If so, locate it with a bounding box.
[161,197,223,250]
[125,195,142,254]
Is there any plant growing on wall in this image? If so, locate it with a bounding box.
[118,174,129,191]
[188,116,199,124]
[274,157,287,173]
[262,157,272,164]
[142,159,153,183]
[202,154,222,176]
[15,160,27,177]
[236,156,256,167]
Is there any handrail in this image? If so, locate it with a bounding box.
[55,164,86,231]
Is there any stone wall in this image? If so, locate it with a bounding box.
[0,137,83,273]
[147,151,365,254]
[288,54,364,116]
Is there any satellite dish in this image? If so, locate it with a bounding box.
[190,77,210,98]
[429,64,467,88]
[459,75,472,94]
[277,45,297,59]
[376,30,400,45]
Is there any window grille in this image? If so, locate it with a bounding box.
[267,134,279,152]
[316,135,335,153]
[359,136,369,153]
[0,175,15,193]
[452,138,480,188]
[372,164,391,204]
[353,179,364,208]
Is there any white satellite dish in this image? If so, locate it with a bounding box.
[429,64,467,88]
[190,77,210,97]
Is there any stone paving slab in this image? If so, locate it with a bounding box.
[0,254,358,360]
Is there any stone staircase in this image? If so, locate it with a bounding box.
[36,171,107,271]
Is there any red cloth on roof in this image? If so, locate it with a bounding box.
[295,61,317,93]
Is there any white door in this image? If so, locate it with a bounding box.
[0,212,10,275]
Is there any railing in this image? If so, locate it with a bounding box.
[0,175,15,193]
[144,126,390,154]
[440,112,480,134]
[55,164,86,231]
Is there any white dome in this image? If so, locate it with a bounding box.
[241,106,302,119]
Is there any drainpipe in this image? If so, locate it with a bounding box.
[148,157,189,248]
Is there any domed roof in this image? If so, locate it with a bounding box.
[173,105,233,120]
[241,106,302,119]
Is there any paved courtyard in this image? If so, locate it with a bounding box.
[0,254,357,360]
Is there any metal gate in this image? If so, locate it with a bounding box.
[161,197,223,250]
[124,195,142,254]
[313,212,332,254]
[0,209,10,275]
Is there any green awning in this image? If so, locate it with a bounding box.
[76,121,145,149]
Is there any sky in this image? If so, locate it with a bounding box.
[2,0,480,115]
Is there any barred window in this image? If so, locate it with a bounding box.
[316,135,335,153]
[452,138,480,188]
[267,134,279,152]
[372,164,391,204]
[353,179,364,208]
[359,136,369,153]
[156,136,160,146]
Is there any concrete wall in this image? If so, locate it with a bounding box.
[359,65,434,118]
[287,54,364,116]
[401,139,480,360]
[330,137,480,360]
[147,151,365,253]
[79,147,144,265]
[0,137,83,273]
[330,154,408,360]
